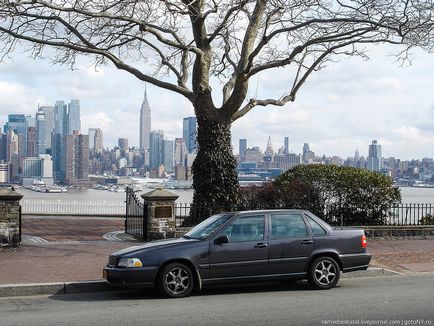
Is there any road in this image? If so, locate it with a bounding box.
[1,275,433,326]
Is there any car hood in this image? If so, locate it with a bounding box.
[112,237,199,256]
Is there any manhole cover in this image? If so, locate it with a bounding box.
[400,262,434,272]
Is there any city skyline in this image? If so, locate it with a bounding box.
[0,46,433,160]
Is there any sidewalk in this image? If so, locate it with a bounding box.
[1,216,433,296]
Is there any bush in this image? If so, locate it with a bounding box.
[273,165,401,225]
[420,214,434,225]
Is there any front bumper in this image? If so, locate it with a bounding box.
[103,265,159,288]
[339,253,372,272]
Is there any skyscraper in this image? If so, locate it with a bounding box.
[174,138,187,166]
[139,90,152,152]
[38,105,54,151]
[68,99,81,134]
[36,111,47,155]
[239,139,247,162]
[65,131,89,185]
[183,117,197,153]
[163,139,174,172]
[94,128,103,153]
[367,140,383,172]
[284,137,289,154]
[149,130,164,169]
[52,101,68,183]
[88,128,97,151]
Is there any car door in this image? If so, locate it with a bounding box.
[268,212,314,275]
[209,214,268,279]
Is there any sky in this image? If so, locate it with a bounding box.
[0,45,433,161]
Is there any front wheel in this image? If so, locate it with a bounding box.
[158,262,194,298]
[308,256,340,289]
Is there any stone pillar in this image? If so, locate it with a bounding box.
[0,187,23,246]
[141,188,179,241]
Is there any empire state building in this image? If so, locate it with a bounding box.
[139,89,151,152]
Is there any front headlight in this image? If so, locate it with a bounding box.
[117,257,143,268]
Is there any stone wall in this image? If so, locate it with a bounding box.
[0,201,21,245]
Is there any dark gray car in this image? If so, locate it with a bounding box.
[104,209,371,298]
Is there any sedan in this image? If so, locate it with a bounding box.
[104,209,371,298]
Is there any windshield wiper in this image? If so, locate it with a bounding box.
[182,235,192,239]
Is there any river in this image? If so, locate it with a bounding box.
[16,185,434,204]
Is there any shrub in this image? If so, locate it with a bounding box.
[273,165,401,225]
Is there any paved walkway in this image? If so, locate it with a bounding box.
[0,216,433,285]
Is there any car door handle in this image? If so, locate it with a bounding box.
[255,243,268,248]
[301,239,314,245]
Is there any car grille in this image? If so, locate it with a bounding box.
[108,255,118,267]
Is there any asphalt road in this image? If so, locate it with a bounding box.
[1,275,433,326]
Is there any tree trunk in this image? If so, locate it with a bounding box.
[189,115,239,224]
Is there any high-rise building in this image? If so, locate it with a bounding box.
[239,139,247,162]
[38,105,54,151]
[4,114,27,161]
[94,128,103,153]
[367,140,383,172]
[303,143,310,154]
[88,128,97,150]
[27,127,37,157]
[52,101,68,184]
[65,131,89,185]
[149,130,164,169]
[139,90,152,152]
[163,139,174,172]
[68,99,81,134]
[284,137,289,155]
[118,138,129,152]
[174,138,187,166]
[183,117,197,153]
[36,111,47,155]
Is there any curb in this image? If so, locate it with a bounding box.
[0,268,401,298]
[341,267,401,279]
[0,280,121,298]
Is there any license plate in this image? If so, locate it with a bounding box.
[103,269,107,279]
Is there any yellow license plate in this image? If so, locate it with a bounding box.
[103,269,107,279]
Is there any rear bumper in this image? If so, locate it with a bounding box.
[103,266,158,288]
[339,253,371,273]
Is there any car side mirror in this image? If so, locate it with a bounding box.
[214,235,229,245]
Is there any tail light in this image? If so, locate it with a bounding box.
[361,235,367,248]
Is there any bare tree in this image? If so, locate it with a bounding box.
[1,0,432,220]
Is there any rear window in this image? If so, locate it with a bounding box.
[306,216,327,236]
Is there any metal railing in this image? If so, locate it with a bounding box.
[19,197,434,226]
[174,203,434,227]
[21,199,125,216]
[125,187,148,240]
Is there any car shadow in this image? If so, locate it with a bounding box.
[48,280,326,302]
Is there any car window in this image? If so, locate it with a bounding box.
[222,215,265,242]
[270,214,308,239]
[306,216,327,236]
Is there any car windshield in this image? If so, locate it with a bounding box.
[183,213,234,240]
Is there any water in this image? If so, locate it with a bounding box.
[17,187,194,203]
[16,186,434,204]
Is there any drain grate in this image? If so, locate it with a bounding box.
[400,262,434,272]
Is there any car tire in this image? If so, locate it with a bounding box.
[158,262,194,298]
[307,256,340,290]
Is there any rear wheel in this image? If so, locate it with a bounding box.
[158,262,194,298]
[308,256,340,289]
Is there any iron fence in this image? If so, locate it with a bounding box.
[125,187,148,240]
[21,199,125,215]
[174,203,434,227]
